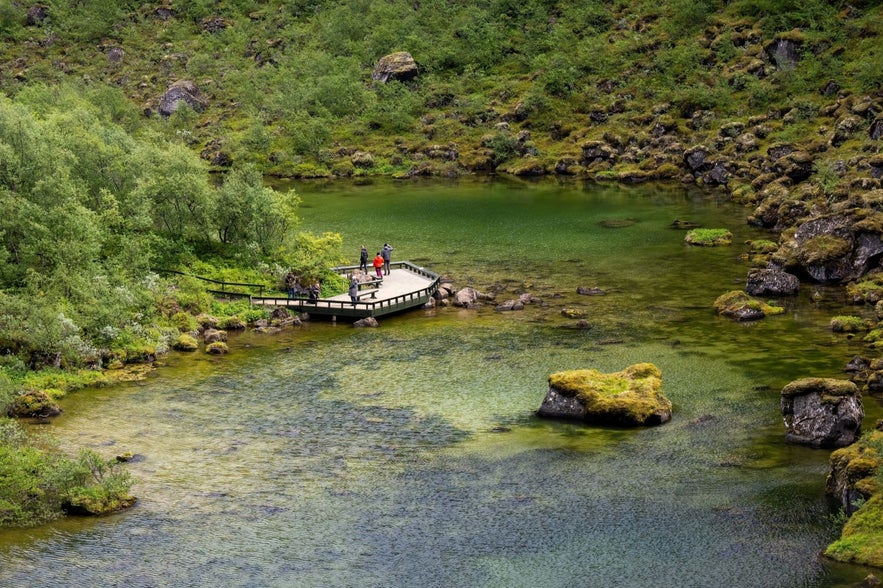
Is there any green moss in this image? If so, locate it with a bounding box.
[206,341,229,354]
[747,240,779,254]
[798,234,851,265]
[713,290,785,319]
[685,228,733,246]
[848,275,883,304]
[826,494,883,567]
[831,315,867,333]
[548,363,671,426]
[172,333,199,352]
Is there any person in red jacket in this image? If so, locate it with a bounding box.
[373,252,384,278]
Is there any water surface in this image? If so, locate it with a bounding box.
[1,178,878,587]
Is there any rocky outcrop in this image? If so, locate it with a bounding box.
[745,269,800,296]
[537,363,672,427]
[371,52,418,83]
[772,214,883,283]
[781,377,863,448]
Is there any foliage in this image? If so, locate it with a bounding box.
[0,420,134,526]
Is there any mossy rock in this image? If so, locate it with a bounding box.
[7,390,61,418]
[218,316,246,330]
[205,341,229,354]
[538,363,672,427]
[63,489,137,516]
[206,341,229,354]
[172,333,199,351]
[685,228,733,246]
[713,290,785,321]
[831,316,868,333]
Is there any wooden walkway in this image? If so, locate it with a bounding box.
[250,261,441,320]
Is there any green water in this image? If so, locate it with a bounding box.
[1,178,878,587]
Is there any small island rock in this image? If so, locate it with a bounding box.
[537,363,672,427]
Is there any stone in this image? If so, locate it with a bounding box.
[371,52,418,83]
[537,363,672,427]
[353,317,379,328]
[158,80,208,117]
[781,377,863,448]
[745,269,799,296]
[713,290,785,321]
[203,328,227,344]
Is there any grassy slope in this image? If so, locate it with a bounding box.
[0,1,879,180]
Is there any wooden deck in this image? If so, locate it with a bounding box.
[250,261,440,320]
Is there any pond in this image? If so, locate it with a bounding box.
[1,177,878,587]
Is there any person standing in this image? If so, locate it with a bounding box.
[285,270,297,299]
[381,243,393,276]
[308,281,320,302]
[373,252,384,279]
[359,245,368,272]
[349,277,359,304]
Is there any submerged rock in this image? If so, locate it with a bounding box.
[745,269,800,296]
[537,363,672,426]
[781,377,863,448]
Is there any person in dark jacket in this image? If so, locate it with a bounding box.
[308,281,320,302]
[359,245,368,272]
[381,243,393,275]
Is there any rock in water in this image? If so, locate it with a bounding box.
[781,377,863,448]
[537,363,672,426]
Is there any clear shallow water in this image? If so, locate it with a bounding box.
[1,178,879,587]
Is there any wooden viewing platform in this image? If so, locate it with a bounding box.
[250,261,441,320]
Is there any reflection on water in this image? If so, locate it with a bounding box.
[0,179,877,587]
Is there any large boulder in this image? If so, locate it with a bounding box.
[781,377,863,448]
[537,363,672,427]
[371,52,418,83]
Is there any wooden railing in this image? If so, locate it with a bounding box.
[151,268,267,297]
[249,262,441,318]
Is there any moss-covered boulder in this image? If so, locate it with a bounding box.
[537,363,672,427]
[684,228,733,246]
[172,333,199,351]
[781,377,863,448]
[713,290,786,321]
[7,390,61,418]
[206,341,229,354]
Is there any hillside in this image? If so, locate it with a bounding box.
[0,1,880,181]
